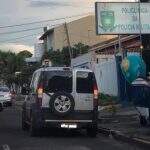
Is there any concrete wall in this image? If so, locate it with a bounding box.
[71,52,93,68]
[71,54,118,96]
[53,15,114,50]
[94,56,118,96]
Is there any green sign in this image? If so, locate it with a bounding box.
[95,2,150,34]
[100,11,115,32]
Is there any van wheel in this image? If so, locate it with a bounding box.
[22,111,29,131]
[140,116,148,127]
[30,114,39,137]
[87,125,98,138]
[50,92,75,117]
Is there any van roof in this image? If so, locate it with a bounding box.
[35,67,93,73]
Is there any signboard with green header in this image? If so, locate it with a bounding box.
[95,2,150,35]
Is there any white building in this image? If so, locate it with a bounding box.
[34,41,45,61]
[26,39,44,63]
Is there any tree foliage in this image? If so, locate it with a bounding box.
[42,43,89,66]
[0,50,35,89]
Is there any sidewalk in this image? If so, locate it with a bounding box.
[98,105,150,141]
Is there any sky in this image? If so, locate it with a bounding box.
[0,0,135,53]
[0,0,97,53]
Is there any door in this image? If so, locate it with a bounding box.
[74,71,95,111]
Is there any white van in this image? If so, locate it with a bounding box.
[22,67,99,137]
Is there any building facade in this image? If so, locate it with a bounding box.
[40,15,115,51]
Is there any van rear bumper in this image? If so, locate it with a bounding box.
[42,109,97,120]
[44,120,95,129]
[35,108,98,129]
[31,105,98,129]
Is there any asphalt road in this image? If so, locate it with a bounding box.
[0,106,143,150]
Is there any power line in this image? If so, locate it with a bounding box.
[0,29,93,44]
[0,23,62,35]
[0,27,42,35]
[0,32,42,43]
[0,13,93,43]
[0,24,90,43]
[0,13,91,29]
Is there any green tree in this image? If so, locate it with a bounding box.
[61,47,71,66]
[72,43,89,58]
[41,43,89,67]
[0,50,34,89]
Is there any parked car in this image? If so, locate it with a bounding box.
[22,67,99,137]
[0,86,12,107]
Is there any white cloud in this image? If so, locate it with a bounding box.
[0,43,34,54]
[0,0,137,49]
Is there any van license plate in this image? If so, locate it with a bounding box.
[61,123,77,129]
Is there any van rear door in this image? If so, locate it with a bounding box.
[75,71,97,111]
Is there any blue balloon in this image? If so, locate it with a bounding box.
[121,55,146,84]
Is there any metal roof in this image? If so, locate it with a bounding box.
[90,35,140,52]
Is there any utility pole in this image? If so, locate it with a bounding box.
[43,27,48,52]
[88,29,91,45]
[64,22,72,60]
[118,35,123,58]
[138,0,143,55]
[140,0,150,50]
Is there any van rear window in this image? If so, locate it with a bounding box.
[43,71,72,93]
[76,71,96,93]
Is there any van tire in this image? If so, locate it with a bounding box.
[22,111,29,131]
[140,116,148,127]
[50,92,75,117]
[87,124,98,138]
[30,114,40,137]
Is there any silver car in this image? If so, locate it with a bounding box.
[0,87,12,107]
[22,67,99,137]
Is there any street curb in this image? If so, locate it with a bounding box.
[98,127,111,136]
[112,131,150,149]
[98,127,150,149]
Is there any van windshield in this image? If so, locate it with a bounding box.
[43,70,72,93]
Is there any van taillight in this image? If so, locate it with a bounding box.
[37,86,43,106]
[93,84,98,107]
[37,87,43,98]
[93,84,98,99]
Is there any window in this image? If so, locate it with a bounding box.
[43,71,72,93]
[76,71,96,93]
[0,87,9,92]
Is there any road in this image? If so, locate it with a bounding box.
[0,106,142,150]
